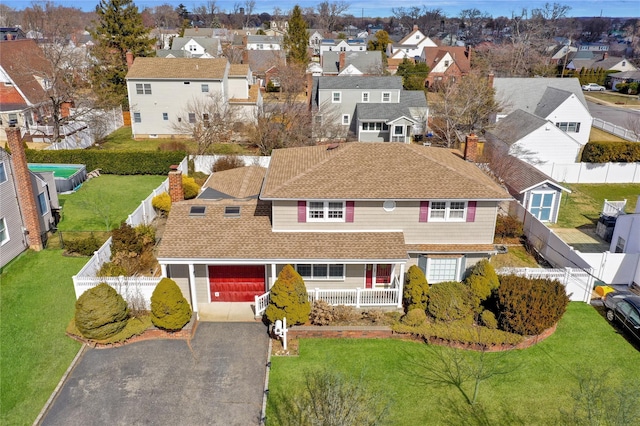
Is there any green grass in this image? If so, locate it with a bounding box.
[0,250,88,425]
[555,183,640,228]
[57,174,166,231]
[97,126,253,155]
[585,91,640,106]
[267,303,640,425]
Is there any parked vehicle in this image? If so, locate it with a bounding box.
[603,292,640,342]
[582,83,606,91]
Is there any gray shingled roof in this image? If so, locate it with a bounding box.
[534,87,573,118]
[485,109,548,146]
[499,156,569,195]
[322,51,383,74]
[355,90,427,121]
[171,37,220,55]
[494,77,588,116]
[315,76,403,90]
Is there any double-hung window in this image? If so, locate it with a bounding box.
[188,113,196,123]
[556,122,580,133]
[135,83,151,95]
[342,114,349,125]
[332,91,341,103]
[201,84,209,93]
[37,193,48,215]
[0,217,8,245]
[308,201,345,222]
[428,201,468,221]
[362,92,369,102]
[382,92,391,102]
[133,112,141,123]
[0,162,7,183]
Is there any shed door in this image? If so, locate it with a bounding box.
[530,192,554,222]
[209,265,266,302]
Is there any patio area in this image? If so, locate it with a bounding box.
[552,226,611,253]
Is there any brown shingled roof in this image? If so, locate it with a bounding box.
[228,63,249,76]
[201,166,266,199]
[261,143,510,200]
[157,199,408,261]
[422,47,471,74]
[125,57,228,80]
[0,39,50,106]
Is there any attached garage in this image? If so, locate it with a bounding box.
[208,265,266,302]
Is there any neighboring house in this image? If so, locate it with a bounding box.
[485,109,584,165]
[566,52,637,73]
[149,28,179,50]
[386,25,437,60]
[496,155,571,223]
[246,35,283,51]
[609,197,640,254]
[156,143,511,312]
[309,76,428,142]
[0,27,26,41]
[308,29,325,55]
[576,42,609,52]
[125,57,261,138]
[493,77,592,146]
[0,39,52,142]
[242,50,286,87]
[170,36,222,58]
[1,128,59,268]
[321,51,383,76]
[319,39,367,57]
[421,46,471,88]
[550,44,577,65]
[610,70,640,91]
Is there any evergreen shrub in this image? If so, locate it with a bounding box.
[427,281,474,322]
[403,265,429,312]
[152,192,171,214]
[401,308,427,327]
[464,259,500,312]
[480,310,498,329]
[150,278,192,330]
[495,274,570,335]
[182,175,200,199]
[64,233,103,256]
[581,141,640,163]
[265,265,311,325]
[75,283,129,340]
[392,320,524,347]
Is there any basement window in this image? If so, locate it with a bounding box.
[189,206,206,216]
[224,206,241,217]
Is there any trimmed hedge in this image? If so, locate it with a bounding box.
[392,321,524,347]
[25,149,186,175]
[581,142,640,163]
[427,281,474,322]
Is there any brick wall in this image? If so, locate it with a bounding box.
[4,127,43,251]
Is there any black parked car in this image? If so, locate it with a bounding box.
[603,292,640,343]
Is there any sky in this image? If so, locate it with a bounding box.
[3,0,639,19]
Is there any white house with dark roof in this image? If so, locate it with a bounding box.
[386,25,437,60]
[319,38,367,57]
[125,57,261,138]
[310,76,428,142]
[485,109,583,165]
[167,36,222,58]
[156,143,511,312]
[493,77,593,147]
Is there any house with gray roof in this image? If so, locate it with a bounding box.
[169,36,222,58]
[609,70,640,91]
[321,51,384,76]
[156,143,511,312]
[485,109,583,165]
[310,76,428,142]
[493,77,592,147]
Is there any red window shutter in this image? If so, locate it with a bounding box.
[419,201,429,222]
[466,201,476,222]
[298,201,306,222]
[346,201,354,222]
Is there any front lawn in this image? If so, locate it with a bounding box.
[57,174,166,232]
[555,183,640,228]
[0,250,87,425]
[267,303,640,425]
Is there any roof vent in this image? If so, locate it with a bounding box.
[326,143,340,150]
[189,206,206,216]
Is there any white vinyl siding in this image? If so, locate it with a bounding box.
[136,83,152,94]
[429,201,467,222]
[308,201,345,222]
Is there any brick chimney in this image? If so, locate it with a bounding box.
[339,52,346,71]
[126,51,134,69]
[603,52,608,60]
[168,166,184,202]
[487,72,494,88]
[4,127,43,251]
[413,24,419,31]
[464,133,479,162]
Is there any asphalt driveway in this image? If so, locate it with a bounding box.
[40,323,269,426]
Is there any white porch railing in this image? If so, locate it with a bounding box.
[496,267,594,303]
[603,199,626,217]
[254,287,400,318]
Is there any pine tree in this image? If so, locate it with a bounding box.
[284,5,309,65]
[89,0,155,108]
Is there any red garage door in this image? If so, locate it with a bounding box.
[209,265,266,302]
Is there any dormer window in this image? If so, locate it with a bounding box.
[189,206,206,216]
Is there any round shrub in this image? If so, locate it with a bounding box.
[465,259,500,312]
[212,155,245,172]
[495,275,570,335]
[97,262,128,277]
[182,175,200,200]
[403,265,429,312]
[265,265,311,325]
[480,310,498,329]
[427,281,474,322]
[150,278,192,331]
[401,308,427,327]
[64,233,103,256]
[152,192,171,214]
[75,283,129,340]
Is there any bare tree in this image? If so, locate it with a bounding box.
[316,1,349,32]
[0,4,21,27]
[243,0,255,28]
[429,72,502,148]
[170,94,237,155]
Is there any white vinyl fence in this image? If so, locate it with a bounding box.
[579,251,640,286]
[593,118,639,142]
[536,162,640,183]
[496,267,594,303]
[194,155,271,173]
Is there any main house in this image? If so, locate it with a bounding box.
[309,76,428,142]
[125,57,261,139]
[156,142,511,315]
